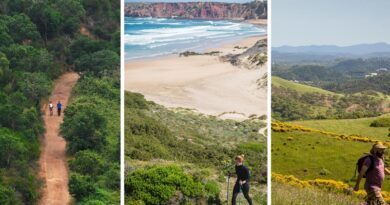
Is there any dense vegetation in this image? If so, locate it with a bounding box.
[0,0,119,204]
[272,85,385,121]
[273,57,390,95]
[125,92,267,204]
[62,76,120,204]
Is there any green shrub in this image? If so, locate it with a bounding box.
[74,49,119,76]
[0,184,18,205]
[69,150,105,178]
[61,103,108,154]
[370,118,390,127]
[69,173,97,201]
[126,166,209,204]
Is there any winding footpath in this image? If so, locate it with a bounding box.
[38,72,79,205]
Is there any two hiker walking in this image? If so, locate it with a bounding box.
[355,142,390,205]
[49,101,62,116]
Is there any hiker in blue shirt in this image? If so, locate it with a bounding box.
[57,101,62,116]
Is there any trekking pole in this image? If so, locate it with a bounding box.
[238,184,242,205]
[227,172,231,205]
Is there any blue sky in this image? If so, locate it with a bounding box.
[125,0,252,2]
[272,0,390,46]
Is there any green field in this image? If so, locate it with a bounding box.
[272,76,336,95]
[293,114,390,141]
[272,115,390,195]
[272,130,376,186]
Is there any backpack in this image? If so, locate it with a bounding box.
[356,154,375,178]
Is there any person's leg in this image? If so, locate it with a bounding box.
[231,183,240,205]
[366,190,387,205]
[241,183,253,205]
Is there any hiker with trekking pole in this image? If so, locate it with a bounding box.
[231,155,253,205]
[354,142,390,205]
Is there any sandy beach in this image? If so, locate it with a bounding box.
[125,36,267,120]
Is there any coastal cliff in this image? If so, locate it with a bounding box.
[124,1,267,20]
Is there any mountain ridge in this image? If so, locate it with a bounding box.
[124,1,267,20]
[273,42,390,55]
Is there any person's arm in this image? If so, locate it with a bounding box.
[354,165,368,191]
[240,167,250,185]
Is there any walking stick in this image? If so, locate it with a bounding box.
[227,172,231,205]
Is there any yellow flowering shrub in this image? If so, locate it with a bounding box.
[272,121,388,145]
[272,173,390,203]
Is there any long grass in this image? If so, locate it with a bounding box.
[272,182,362,205]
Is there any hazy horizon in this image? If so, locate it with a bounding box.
[125,0,254,2]
[272,0,390,47]
[273,42,390,48]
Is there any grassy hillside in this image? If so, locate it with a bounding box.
[272,76,335,95]
[272,115,390,204]
[293,114,390,140]
[272,77,388,121]
[125,92,267,204]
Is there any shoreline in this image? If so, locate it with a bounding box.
[125,35,265,63]
[125,18,267,62]
[125,35,268,120]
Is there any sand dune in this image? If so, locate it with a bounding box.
[125,37,267,120]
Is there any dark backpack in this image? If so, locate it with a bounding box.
[356,154,375,178]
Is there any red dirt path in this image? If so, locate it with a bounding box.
[38,72,79,205]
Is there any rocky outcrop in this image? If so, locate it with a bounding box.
[125,1,267,20]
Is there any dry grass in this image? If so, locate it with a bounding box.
[272,182,363,205]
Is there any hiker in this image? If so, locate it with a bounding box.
[232,155,253,205]
[354,142,390,205]
[57,101,62,116]
[49,101,54,116]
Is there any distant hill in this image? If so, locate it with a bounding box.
[273,43,390,55]
[124,1,267,20]
[272,76,335,95]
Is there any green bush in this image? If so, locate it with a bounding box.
[61,103,108,154]
[126,166,209,204]
[69,173,97,201]
[74,49,119,76]
[69,150,105,178]
[0,128,26,168]
[0,184,18,205]
[370,117,390,127]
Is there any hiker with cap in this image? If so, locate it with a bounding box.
[232,155,253,205]
[354,142,390,205]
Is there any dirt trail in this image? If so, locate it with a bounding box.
[38,72,79,205]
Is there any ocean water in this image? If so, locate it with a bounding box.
[125,17,266,60]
